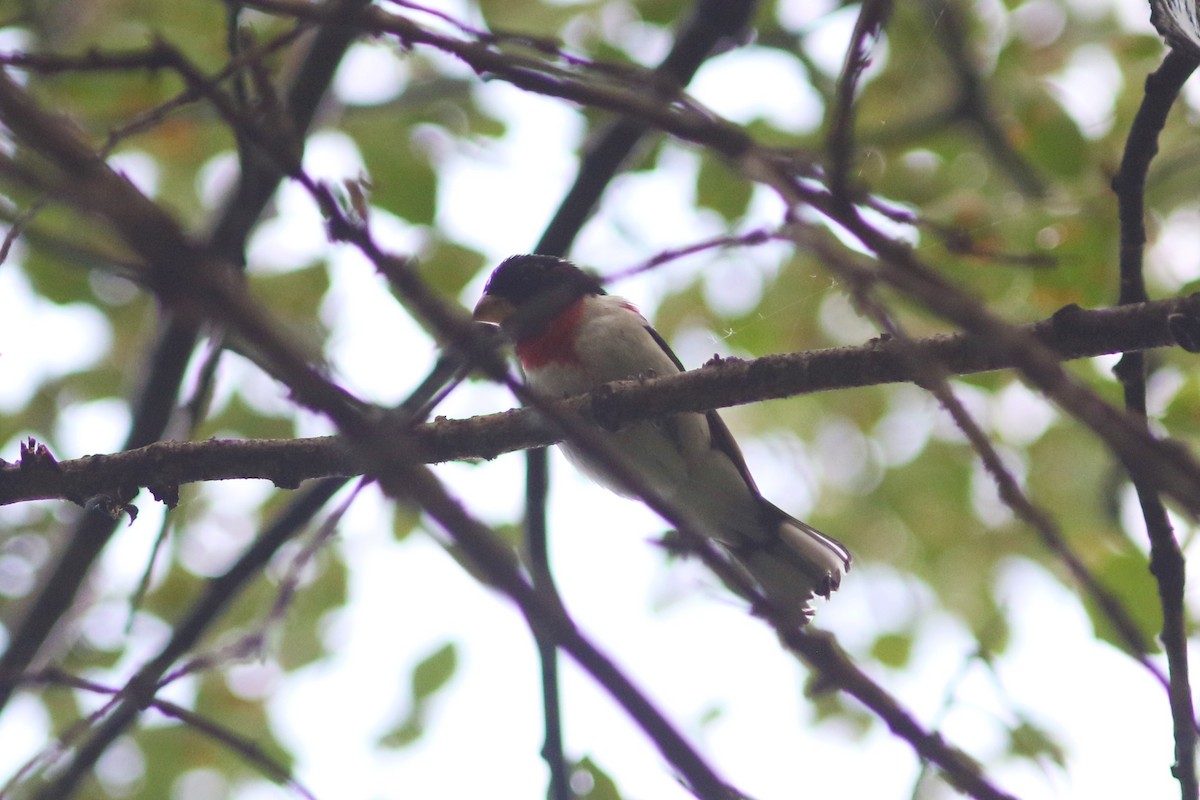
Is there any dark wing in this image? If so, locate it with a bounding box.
[643,323,851,572]
[640,323,765,498]
[640,321,688,373]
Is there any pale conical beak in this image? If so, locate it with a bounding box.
[472,295,516,325]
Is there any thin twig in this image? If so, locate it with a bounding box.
[3,670,318,800]
[1111,46,1200,800]
[799,230,1167,689]
[827,0,893,202]
[0,0,367,721]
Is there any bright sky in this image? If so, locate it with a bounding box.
[0,1,1194,799]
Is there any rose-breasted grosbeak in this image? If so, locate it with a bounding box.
[473,254,850,625]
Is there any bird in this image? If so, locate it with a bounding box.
[473,254,850,626]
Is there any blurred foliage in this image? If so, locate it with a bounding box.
[569,755,624,800]
[1,0,1198,797]
[377,641,458,748]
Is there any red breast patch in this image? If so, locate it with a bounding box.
[516,297,586,369]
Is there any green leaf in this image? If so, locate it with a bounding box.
[393,504,421,541]
[342,112,439,225]
[1085,547,1162,653]
[1009,719,1067,768]
[697,704,724,728]
[21,248,96,304]
[869,631,914,669]
[373,145,438,226]
[412,641,458,700]
[249,264,331,320]
[570,756,623,800]
[634,0,690,26]
[379,716,425,749]
[1022,96,1088,179]
[696,155,753,221]
[379,642,459,749]
[477,0,596,36]
[277,552,347,671]
[199,393,297,440]
[416,241,486,298]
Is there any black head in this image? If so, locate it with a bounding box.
[474,255,604,339]
[482,254,603,305]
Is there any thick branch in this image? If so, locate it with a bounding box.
[218,0,1200,520]
[2,293,1194,507]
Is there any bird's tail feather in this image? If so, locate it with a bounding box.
[730,514,850,628]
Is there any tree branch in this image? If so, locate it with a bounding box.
[0,9,1192,797]
[0,51,1038,796]
[217,0,1200,523]
[0,0,368,719]
[827,0,892,201]
[1,293,1195,507]
[8,670,316,800]
[1112,46,1200,800]
[527,1,759,793]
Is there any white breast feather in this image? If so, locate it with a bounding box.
[527,296,758,523]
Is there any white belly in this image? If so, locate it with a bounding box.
[523,295,765,543]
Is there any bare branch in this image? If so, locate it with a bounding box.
[0,0,369,721]
[1,7,1194,798]
[0,294,1191,507]
[0,58,1024,799]
[1112,47,1200,800]
[827,0,892,201]
[7,670,317,800]
[806,235,1166,689]
[1,288,1194,490]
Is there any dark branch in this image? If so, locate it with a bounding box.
[826,0,892,201]
[10,670,316,800]
[528,2,759,793]
[0,11,1189,797]
[0,63,749,800]
[1112,46,1200,800]
[0,0,367,720]
[1,293,1195,507]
